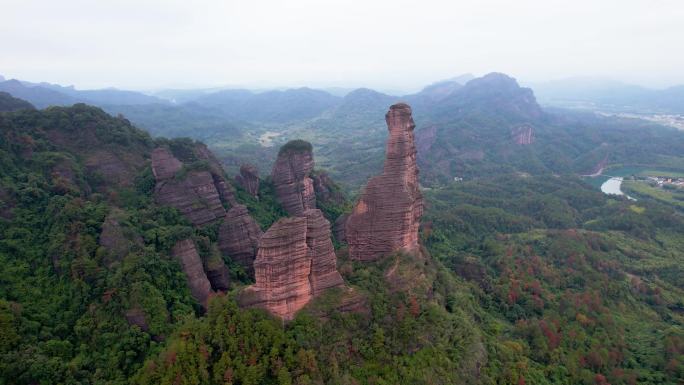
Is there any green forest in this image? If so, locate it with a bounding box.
[0,104,682,385]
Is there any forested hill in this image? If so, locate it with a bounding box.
[0,102,683,384]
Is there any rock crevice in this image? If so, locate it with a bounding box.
[240,209,344,320]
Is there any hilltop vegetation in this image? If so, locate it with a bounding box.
[0,90,682,385]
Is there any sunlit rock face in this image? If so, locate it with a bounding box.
[171,239,213,309]
[239,209,344,320]
[271,141,316,217]
[345,103,424,261]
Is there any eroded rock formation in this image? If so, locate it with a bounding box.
[511,124,535,145]
[271,141,316,216]
[312,171,345,206]
[171,239,213,308]
[345,103,424,261]
[218,204,262,275]
[240,209,344,320]
[235,164,260,197]
[151,147,183,180]
[151,147,226,226]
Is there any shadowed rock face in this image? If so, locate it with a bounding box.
[345,103,424,261]
[218,204,262,275]
[235,164,260,197]
[271,144,316,216]
[306,210,345,295]
[154,171,226,226]
[240,209,344,320]
[151,147,227,226]
[204,253,231,292]
[193,143,238,207]
[171,239,213,309]
[151,147,182,180]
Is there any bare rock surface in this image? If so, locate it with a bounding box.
[171,239,213,308]
[271,141,316,216]
[151,147,182,180]
[154,171,226,226]
[218,204,262,275]
[240,209,344,320]
[345,103,424,261]
[235,164,260,197]
[511,124,535,145]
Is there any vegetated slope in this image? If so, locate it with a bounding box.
[0,104,285,383]
[1,98,682,385]
[0,78,165,109]
[413,73,684,184]
[0,92,35,112]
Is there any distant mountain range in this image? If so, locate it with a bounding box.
[2,73,682,188]
[0,78,166,108]
[532,77,684,113]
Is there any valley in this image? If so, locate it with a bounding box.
[0,74,683,385]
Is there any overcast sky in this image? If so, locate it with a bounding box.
[1,0,683,91]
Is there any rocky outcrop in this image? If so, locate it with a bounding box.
[204,252,231,292]
[271,140,316,216]
[333,214,348,243]
[235,164,260,197]
[306,210,345,295]
[152,147,226,226]
[218,204,262,275]
[312,171,345,206]
[171,239,213,308]
[345,103,424,261]
[511,124,534,145]
[154,171,226,226]
[193,143,238,207]
[99,210,132,264]
[240,209,344,320]
[151,147,183,180]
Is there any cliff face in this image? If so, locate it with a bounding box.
[171,239,213,308]
[235,164,260,197]
[511,124,535,145]
[345,103,424,261]
[218,204,262,275]
[271,141,316,216]
[151,147,227,226]
[240,209,344,320]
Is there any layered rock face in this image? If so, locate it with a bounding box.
[240,209,344,320]
[271,142,316,216]
[171,239,213,308]
[235,164,260,197]
[511,124,535,145]
[218,204,263,275]
[306,209,345,295]
[345,103,424,261]
[151,147,226,226]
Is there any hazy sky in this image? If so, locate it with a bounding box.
[1,0,683,91]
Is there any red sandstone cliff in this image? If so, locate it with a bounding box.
[218,204,263,275]
[511,124,535,145]
[271,141,316,216]
[171,239,213,308]
[345,103,423,261]
[151,147,226,226]
[240,209,344,320]
[235,164,260,197]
